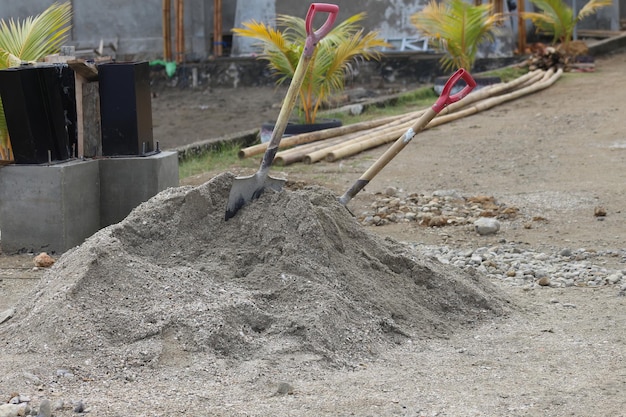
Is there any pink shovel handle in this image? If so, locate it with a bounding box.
[432,68,476,113]
[304,3,339,56]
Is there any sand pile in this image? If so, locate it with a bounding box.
[2,173,508,366]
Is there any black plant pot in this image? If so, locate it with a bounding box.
[260,118,342,143]
[434,75,501,95]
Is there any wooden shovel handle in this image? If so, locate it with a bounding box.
[260,3,339,170]
[339,68,476,206]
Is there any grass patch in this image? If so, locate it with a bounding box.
[480,66,528,82]
[179,141,255,179]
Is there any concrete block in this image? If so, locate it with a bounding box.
[0,159,100,254]
[99,151,179,227]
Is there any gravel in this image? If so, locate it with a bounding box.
[405,242,626,290]
[359,188,626,291]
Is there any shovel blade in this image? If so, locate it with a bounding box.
[225,173,286,220]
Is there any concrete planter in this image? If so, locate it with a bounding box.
[0,159,100,253]
[99,151,179,227]
[0,151,179,254]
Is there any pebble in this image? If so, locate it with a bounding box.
[276,382,294,395]
[33,252,55,268]
[406,242,626,289]
[474,217,500,235]
[36,400,51,417]
[0,308,15,325]
[0,403,29,417]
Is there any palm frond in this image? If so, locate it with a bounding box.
[0,2,72,69]
[523,0,573,43]
[522,0,609,44]
[576,0,612,22]
[412,0,502,71]
[233,20,299,82]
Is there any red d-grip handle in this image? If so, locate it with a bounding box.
[304,3,339,56]
[432,68,476,113]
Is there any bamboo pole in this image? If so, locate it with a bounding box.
[242,69,561,166]
[213,0,223,57]
[299,72,541,164]
[175,0,185,64]
[326,126,408,162]
[323,70,562,163]
[304,118,416,164]
[517,0,527,54]
[238,113,406,159]
[274,135,349,165]
[162,0,172,61]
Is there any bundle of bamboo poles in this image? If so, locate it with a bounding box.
[239,68,563,166]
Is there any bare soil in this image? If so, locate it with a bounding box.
[1,51,625,416]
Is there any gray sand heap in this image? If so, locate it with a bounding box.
[2,173,509,366]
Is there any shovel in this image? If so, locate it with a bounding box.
[338,68,477,207]
[225,3,339,220]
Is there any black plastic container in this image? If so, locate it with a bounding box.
[98,61,154,156]
[0,65,74,164]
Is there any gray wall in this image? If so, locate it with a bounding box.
[0,0,621,61]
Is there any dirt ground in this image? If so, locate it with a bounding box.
[1,50,625,416]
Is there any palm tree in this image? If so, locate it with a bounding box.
[0,2,72,161]
[411,0,504,72]
[521,0,611,48]
[233,12,387,125]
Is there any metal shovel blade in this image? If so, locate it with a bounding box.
[225,172,286,220]
[223,3,339,221]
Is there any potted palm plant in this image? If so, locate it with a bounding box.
[233,11,388,142]
[411,0,504,93]
[521,0,611,54]
[0,1,72,163]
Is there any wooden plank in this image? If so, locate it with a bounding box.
[73,74,101,158]
[67,59,99,81]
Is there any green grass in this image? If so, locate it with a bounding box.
[480,66,528,82]
[179,141,254,179]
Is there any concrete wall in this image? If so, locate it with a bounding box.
[0,1,621,61]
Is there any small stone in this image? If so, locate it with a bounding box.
[276,382,294,395]
[0,403,28,417]
[73,401,85,413]
[506,270,516,277]
[348,104,364,115]
[36,400,51,417]
[33,253,55,268]
[474,217,500,235]
[559,248,572,257]
[428,216,448,227]
[606,273,622,284]
[0,308,15,324]
[594,206,607,217]
[537,277,551,286]
[383,186,398,197]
